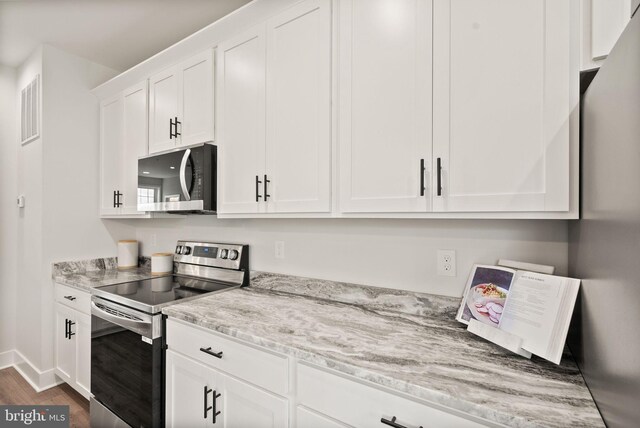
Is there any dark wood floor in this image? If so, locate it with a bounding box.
[0,367,90,427]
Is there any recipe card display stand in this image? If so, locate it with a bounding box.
[467,319,532,358]
[458,260,581,364]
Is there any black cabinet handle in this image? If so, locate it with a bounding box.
[255,176,262,202]
[63,295,76,301]
[203,386,213,419]
[64,319,69,339]
[200,347,223,359]
[174,117,181,137]
[68,321,76,339]
[264,174,270,201]
[113,191,123,208]
[169,118,174,139]
[212,390,221,424]
[436,157,442,196]
[420,159,426,196]
[381,416,422,428]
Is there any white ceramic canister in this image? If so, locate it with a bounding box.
[118,240,138,270]
[152,252,174,276]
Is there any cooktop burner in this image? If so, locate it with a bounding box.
[92,275,237,314]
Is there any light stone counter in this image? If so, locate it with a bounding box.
[52,257,156,292]
[163,272,604,428]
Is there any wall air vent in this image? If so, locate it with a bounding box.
[20,74,40,144]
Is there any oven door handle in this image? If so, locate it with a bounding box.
[179,149,192,202]
[91,301,154,339]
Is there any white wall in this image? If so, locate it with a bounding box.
[16,46,44,369]
[0,64,17,360]
[14,45,136,378]
[130,217,568,297]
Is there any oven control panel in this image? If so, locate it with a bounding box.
[174,241,247,271]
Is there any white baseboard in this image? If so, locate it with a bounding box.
[1,349,63,392]
[0,349,15,369]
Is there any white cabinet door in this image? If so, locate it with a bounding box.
[121,81,148,216]
[99,95,124,216]
[265,0,332,213]
[54,303,75,384]
[219,374,288,428]
[74,312,91,399]
[166,350,216,428]
[338,0,432,213]
[217,25,267,214]
[149,67,179,154]
[433,0,577,212]
[179,50,214,146]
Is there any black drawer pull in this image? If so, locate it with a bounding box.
[67,320,76,339]
[381,416,422,428]
[200,347,223,359]
[63,295,76,301]
[212,390,221,424]
[203,386,213,419]
[420,158,426,196]
[436,157,442,196]
[264,174,270,201]
[64,319,69,339]
[256,175,263,202]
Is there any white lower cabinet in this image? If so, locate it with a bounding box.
[166,349,288,428]
[166,319,495,428]
[297,407,351,428]
[297,363,489,428]
[54,284,91,399]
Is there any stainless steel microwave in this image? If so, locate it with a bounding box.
[138,144,216,213]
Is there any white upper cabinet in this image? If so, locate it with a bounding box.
[100,95,124,216]
[582,0,633,70]
[217,25,267,214]
[338,0,433,213]
[121,81,148,215]
[432,0,578,212]
[149,67,179,153]
[180,50,215,146]
[218,0,332,215]
[265,0,332,213]
[100,81,149,217]
[149,50,214,154]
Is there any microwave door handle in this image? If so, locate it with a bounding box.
[179,149,192,201]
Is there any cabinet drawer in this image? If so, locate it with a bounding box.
[166,319,289,395]
[55,283,90,315]
[297,363,491,428]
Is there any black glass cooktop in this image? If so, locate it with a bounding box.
[92,275,237,314]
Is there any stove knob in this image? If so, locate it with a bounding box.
[219,249,229,259]
[182,246,191,255]
[176,245,183,255]
[228,250,239,261]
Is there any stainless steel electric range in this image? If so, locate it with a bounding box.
[89,241,249,428]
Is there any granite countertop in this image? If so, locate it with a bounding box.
[52,257,157,291]
[163,272,604,428]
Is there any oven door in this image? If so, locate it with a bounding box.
[90,296,163,428]
[137,144,216,212]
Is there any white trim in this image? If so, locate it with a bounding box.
[0,350,16,370]
[6,350,64,393]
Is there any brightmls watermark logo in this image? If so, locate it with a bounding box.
[0,406,68,427]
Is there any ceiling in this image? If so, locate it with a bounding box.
[0,0,251,71]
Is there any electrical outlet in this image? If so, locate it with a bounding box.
[275,241,285,259]
[151,234,157,249]
[437,250,456,277]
